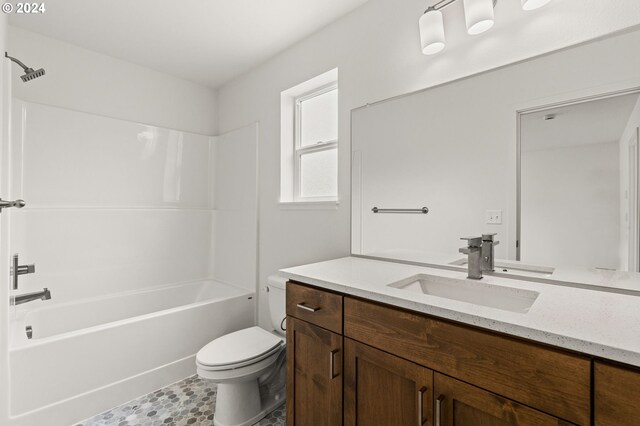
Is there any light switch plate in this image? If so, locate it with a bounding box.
[486,210,502,225]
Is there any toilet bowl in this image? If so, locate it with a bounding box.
[196,275,287,426]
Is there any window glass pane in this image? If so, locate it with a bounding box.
[300,149,337,198]
[300,89,338,147]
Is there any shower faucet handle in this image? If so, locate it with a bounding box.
[17,264,36,275]
[12,254,36,290]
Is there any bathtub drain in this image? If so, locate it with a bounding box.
[26,325,32,339]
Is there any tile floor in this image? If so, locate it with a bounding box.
[76,375,286,426]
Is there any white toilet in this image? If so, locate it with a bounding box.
[196,275,287,426]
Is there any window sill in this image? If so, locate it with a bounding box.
[279,200,340,210]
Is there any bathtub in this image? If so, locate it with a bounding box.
[7,280,255,426]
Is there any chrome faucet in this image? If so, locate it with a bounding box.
[12,288,51,306]
[459,237,483,279]
[459,233,500,280]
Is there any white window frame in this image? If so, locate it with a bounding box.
[293,83,338,202]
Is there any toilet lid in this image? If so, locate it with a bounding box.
[197,326,284,368]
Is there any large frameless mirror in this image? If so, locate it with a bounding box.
[351,28,640,280]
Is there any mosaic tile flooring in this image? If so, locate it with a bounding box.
[76,375,286,426]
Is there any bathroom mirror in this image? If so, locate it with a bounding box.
[351,28,640,274]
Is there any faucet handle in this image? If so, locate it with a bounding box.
[460,236,482,247]
[482,233,499,245]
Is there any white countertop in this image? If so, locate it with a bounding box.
[280,256,640,367]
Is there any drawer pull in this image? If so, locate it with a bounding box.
[329,349,340,379]
[435,394,445,426]
[417,387,427,426]
[297,303,320,313]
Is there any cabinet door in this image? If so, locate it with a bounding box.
[344,297,590,425]
[434,373,573,426]
[286,316,342,426]
[344,338,433,426]
[595,361,640,425]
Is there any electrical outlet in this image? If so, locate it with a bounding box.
[486,210,502,225]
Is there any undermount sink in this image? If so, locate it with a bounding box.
[388,274,539,313]
[449,259,554,278]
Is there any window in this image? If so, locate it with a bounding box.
[281,69,338,205]
[295,85,338,200]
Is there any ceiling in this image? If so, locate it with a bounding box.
[9,0,369,88]
[521,93,640,152]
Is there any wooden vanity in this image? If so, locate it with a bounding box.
[285,281,640,426]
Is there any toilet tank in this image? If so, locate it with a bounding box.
[267,275,287,336]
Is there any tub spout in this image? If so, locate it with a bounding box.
[12,288,51,306]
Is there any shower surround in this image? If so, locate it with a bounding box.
[5,100,258,426]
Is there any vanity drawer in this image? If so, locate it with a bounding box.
[286,281,342,334]
[344,297,591,425]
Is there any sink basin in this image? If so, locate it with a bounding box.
[449,259,554,278]
[388,274,539,313]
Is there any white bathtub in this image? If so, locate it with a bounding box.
[7,280,255,426]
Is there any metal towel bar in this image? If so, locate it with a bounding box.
[371,207,429,214]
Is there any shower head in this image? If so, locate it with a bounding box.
[20,67,46,82]
[4,52,46,82]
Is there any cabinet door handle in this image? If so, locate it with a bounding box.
[296,303,320,313]
[435,394,445,426]
[417,386,427,426]
[329,348,340,379]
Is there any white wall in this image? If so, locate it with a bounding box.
[8,27,218,135]
[216,0,640,329]
[522,142,620,268]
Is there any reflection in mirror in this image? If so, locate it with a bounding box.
[519,92,640,271]
[351,28,640,281]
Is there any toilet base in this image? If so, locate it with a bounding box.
[213,379,285,426]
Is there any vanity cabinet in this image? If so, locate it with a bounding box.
[286,317,342,426]
[344,338,433,426]
[344,297,591,425]
[434,373,573,426]
[286,281,596,426]
[594,361,640,425]
[286,282,344,426]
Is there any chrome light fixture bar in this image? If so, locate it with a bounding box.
[419,0,551,55]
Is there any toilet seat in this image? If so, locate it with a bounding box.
[197,326,284,371]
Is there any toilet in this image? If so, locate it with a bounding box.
[196,275,287,426]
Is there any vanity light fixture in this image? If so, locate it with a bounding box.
[419,7,446,54]
[463,0,495,35]
[419,0,551,55]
